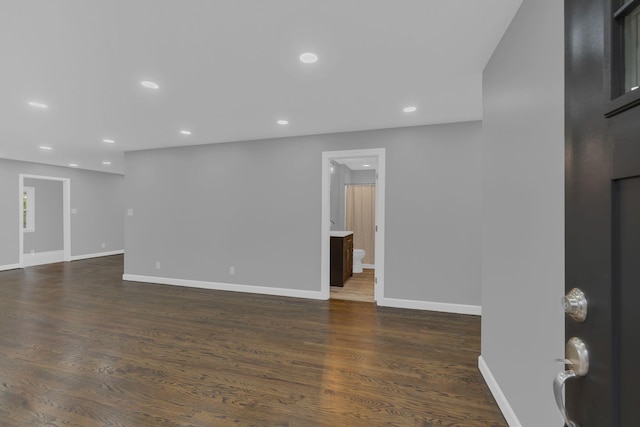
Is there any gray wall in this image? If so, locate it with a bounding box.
[481,0,564,425]
[125,121,482,306]
[23,178,63,254]
[350,170,375,185]
[0,158,125,267]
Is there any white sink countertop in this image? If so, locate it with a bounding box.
[330,231,354,237]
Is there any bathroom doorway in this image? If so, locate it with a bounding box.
[321,148,385,302]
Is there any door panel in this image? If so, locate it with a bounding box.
[614,177,640,426]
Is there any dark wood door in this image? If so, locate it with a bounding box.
[565,0,640,425]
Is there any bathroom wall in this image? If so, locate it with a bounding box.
[22,178,64,254]
[350,170,375,185]
[125,121,483,309]
[330,162,352,231]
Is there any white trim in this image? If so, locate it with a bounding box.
[362,263,375,269]
[478,355,523,427]
[344,184,348,231]
[322,148,385,302]
[70,250,124,261]
[123,274,325,300]
[0,263,21,272]
[22,250,65,267]
[377,297,482,316]
[19,174,71,267]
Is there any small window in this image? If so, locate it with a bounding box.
[23,186,35,232]
[624,3,640,93]
[606,0,640,116]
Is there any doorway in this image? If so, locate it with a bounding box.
[18,174,71,267]
[321,148,385,302]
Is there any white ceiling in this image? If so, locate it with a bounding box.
[0,0,522,174]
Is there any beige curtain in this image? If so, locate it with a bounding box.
[345,184,375,265]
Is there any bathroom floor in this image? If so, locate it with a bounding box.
[330,268,374,302]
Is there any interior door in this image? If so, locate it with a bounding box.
[564,0,640,425]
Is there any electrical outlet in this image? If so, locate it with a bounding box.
[229,266,235,275]
[127,208,134,216]
[155,261,161,270]
[101,243,106,249]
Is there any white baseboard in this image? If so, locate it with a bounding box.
[122,274,326,300]
[376,297,481,315]
[70,249,124,261]
[0,263,21,272]
[120,274,480,315]
[22,250,64,267]
[362,263,375,269]
[478,355,522,427]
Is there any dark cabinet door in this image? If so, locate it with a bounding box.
[343,235,353,283]
[330,235,353,287]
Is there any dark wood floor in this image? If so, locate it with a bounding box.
[0,255,506,426]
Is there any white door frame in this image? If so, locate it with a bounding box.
[19,174,71,267]
[321,148,385,301]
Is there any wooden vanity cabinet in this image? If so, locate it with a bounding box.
[330,234,353,287]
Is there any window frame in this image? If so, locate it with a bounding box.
[605,0,640,117]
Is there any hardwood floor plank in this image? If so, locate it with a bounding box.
[0,256,506,426]
[330,269,374,302]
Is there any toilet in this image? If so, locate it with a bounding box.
[352,249,365,273]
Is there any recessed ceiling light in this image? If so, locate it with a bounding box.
[179,130,192,135]
[39,145,52,150]
[277,120,289,125]
[632,86,639,91]
[140,81,159,89]
[299,52,318,64]
[102,161,111,165]
[28,101,48,109]
[363,164,371,167]
[102,138,115,144]
[403,106,417,113]
[69,163,78,167]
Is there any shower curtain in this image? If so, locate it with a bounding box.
[345,184,375,266]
